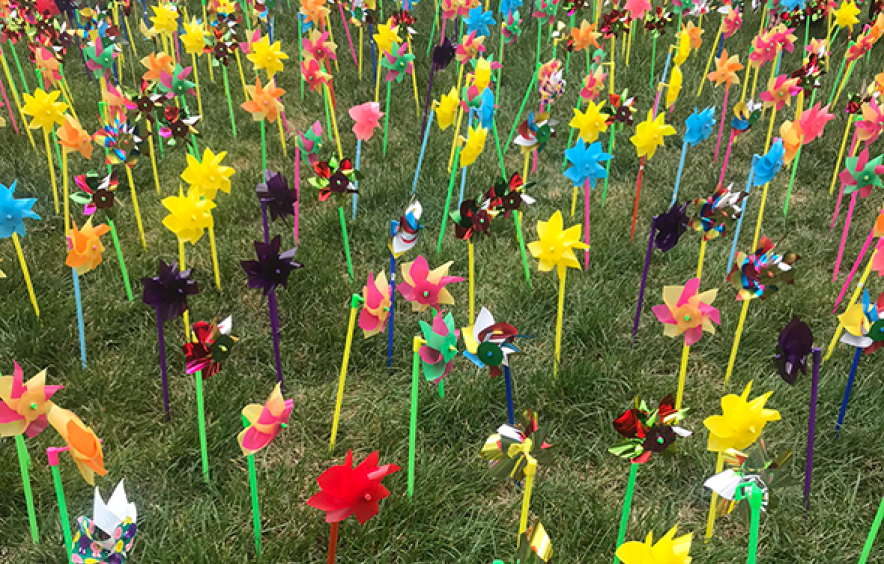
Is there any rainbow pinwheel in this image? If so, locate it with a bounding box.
[688,184,746,241]
[397,256,464,312]
[651,278,720,346]
[418,310,460,390]
[237,383,293,456]
[839,148,884,198]
[537,59,565,104]
[580,67,608,102]
[726,236,799,301]
[359,271,392,338]
[93,119,142,166]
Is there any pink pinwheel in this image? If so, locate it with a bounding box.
[760,75,801,111]
[456,31,486,64]
[651,278,720,346]
[839,148,884,198]
[359,271,391,337]
[303,29,338,63]
[770,25,797,54]
[34,47,61,88]
[238,28,261,54]
[302,56,332,92]
[397,255,464,312]
[237,383,294,456]
[624,0,651,19]
[532,0,559,24]
[722,8,742,39]
[441,0,459,20]
[0,362,62,438]
[857,99,884,145]
[846,35,874,62]
[874,238,884,277]
[749,32,778,67]
[797,103,834,143]
[580,67,607,102]
[349,102,384,141]
[158,65,197,98]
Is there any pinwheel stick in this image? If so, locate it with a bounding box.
[208,227,221,290]
[0,70,20,134]
[41,131,60,214]
[672,138,689,205]
[195,371,210,482]
[629,156,647,242]
[328,522,340,564]
[294,147,301,245]
[833,192,859,282]
[705,452,726,539]
[178,240,191,341]
[383,82,392,155]
[155,308,171,418]
[260,119,267,171]
[221,65,238,138]
[632,218,657,343]
[14,436,39,543]
[408,336,425,499]
[834,217,881,312]
[0,46,36,150]
[835,347,863,434]
[412,108,434,195]
[784,90,817,216]
[47,446,74,554]
[503,365,515,425]
[554,269,567,379]
[259,203,286,389]
[468,241,475,321]
[123,166,147,249]
[505,70,539,153]
[515,211,532,288]
[72,269,87,369]
[12,233,39,317]
[602,126,617,206]
[649,36,657,91]
[437,145,462,253]
[330,295,363,451]
[804,348,821,511]
[518,472,535,542]
[829,115,855,195]
[242,414,263,558]
[747,486,764,564]
[338,206,354,282]
[612,462,639,564]
[353,140,362,219]
[146,122,162,194]
[859,497,884,564]
[584,179,591,269]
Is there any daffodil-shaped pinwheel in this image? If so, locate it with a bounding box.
[157,64,198,99]
[459,125,488,167]
[66,218,111,275]
[708,50,743,87]
[570,20,601,51]
[141,51,174,82]
[631,110,675,159]
[0,181,40,239]
[760,75,801,111]
[839,148,884,198]
[704,382,780,452]
[665,65,683,109]
[726,236,799,301]
[465,6,495,37]
[433,88,460,131]
[181,148,235,199]
[373,22,402,55]
[570,100,609,143]
[247,34,289,78]
[651,277,720,345]
[833,0,860,32]
[150,3,179,36]
[528,210,587,274]
[381,42,415,83]
[563,140,612,188]
[237,383,294,456]
[182,17,209,55]
[22,88,68,132]
[161,188,215,244]
[242,77,285,122]
[616,525,692,564]
[397,255,464,312]
[301,56,332,92]
[418,310,460,392]
[684,107,716,147]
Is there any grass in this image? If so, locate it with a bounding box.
[1,3,884,563]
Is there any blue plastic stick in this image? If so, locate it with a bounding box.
[72,268,86,369]
[503,365,515,425]
[353,139,362,219]
[835,347,863,434]
[387,241,396,367]
[671,138,689,206]
[412,108,434,194]
[726,156,758,273]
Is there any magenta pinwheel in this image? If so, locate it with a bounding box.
[397,255,464,312]
[839,148,884,198]
[651,278,720,346]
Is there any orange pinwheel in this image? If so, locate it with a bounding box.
[66,218,111,275]
[570,20,600,51]
[779,120,803,164]
[48,406,107,485]
[242,77,285,122]
[707,50,742,88]
[141,51,174,82]
[683,21,703,50]
[56,115,94,159]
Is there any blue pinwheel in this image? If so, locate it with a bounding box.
[684,107,716,147]
[0,181,40,239]
[499,0,522,16]
[476,89,495,130]
[780,0,806,11]
[465,7,496,37]
[753,139,786,187]
[564,141,612,188]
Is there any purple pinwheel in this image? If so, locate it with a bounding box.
[241,235,302,295]
[432,36,456,71]
[654,202,688,252]
[141,259,200,323]
[774,317,814,385]
[256,169,298,222]
[563,140,612,188]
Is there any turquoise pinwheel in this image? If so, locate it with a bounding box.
[476,89,495,130]
[157,64,198,99]
[684,107,716,147]
[840,148,884,198]
[753,139,785,187]
[465,7,496,37]
[381,42,415,83]
[564,140,612,188]
[499,0,522,16]
[0,181,40,239]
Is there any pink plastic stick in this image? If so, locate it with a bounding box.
[714,88,729,163]
[833,192,858,281]
[584,178,590,269]
[0,72,19,134]
[294,147,301,246]
[718,130,736,186]
[834,226,877,311]
[338,2,358,67]
[832,133,860,230]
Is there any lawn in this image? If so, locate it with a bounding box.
[1,2,883,563]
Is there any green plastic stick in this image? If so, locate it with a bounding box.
[505,71,539,154]
[107,219,133,302]
[783,89,817,216]
[15,435,39,543]
[8,40,30,94]
[296,20,305,99]
[514,211,532,288]
[408,339,420,500]
[221,65,237,138]
[613,462,639,564]
[827,51,848,107]
[535,22,542,72]
[427,3,439,57]
[195,371,210,483]
[338,206,354,283]
[747,487,763,564]
[383,81,391,156]
[859,497,884,564]
[50,463,72,555]
[260,119,267,171]
[601,126,616,206]
[650,35,657,91]
[242,415,263,558]
[491,119,506,179]
[436,147,461,253]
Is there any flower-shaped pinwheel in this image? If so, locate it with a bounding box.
[307,450,401,524]
[651,278,720,346]
[727,236,799,301]
[310,156,361,201]
[665,65,684,109]
[514,112,555,155]
[397,256,463,312]
[47,407,107,485]
[532,0,558,24]
[149,3,179,36]
[247,34,288,78]
[529,211,587,274]
[459,125,489,167]
[140,51,174,82]
[84,40,118,79]
[183,317,237,378]
[760,75,801,111]
[381,42,415,83]
[418,310,460,390]
[93,119,142,167]
[65,218,111,275]
[297,121,324,165]
[302,29,337,63]
[749,31,779,68]
[463,307,522,378]
[774,317,813,385]
[833,0,860,32]
[631,110,675,159]
[609,395,692,464]
[644,6,672,35]
[0,362,61,438]
[349,101,384,141]
[704,382,780,452]
[181,148,235,199]
[434,88,460,130]
[237,383,293,456]
[687,184,745,240]
[242,77,285,122]
[465,6,495,36]
[56,115,94,160]
[71,481,137,564]
[162,189,215,244]
[654,202,688,252]
[616,526,692,564]
[795,103,833,144]
[838,289,884,353]
[359,271,391,338]
[704,444,794,519]
[157,64,197,99]
[301,56,332,92]
[856,99,884,145]
[241,235,302,295]
[537,59,565,104]
[451,198,495,240]
[502,11,523,43]
[570,100,609,143]
[22,88,68,132]
[839,148,884,198]
[569,20,600,51]
[483,174,535,218]
[141,259,199,323]
[34,47,61,89]
[754,139,785,186]
[182,17,209,55]
[723,7,742,38]
[564,140,612,188]
[373,22,402,55]
[0,181,40,239]
[684,107,715,147]
[256,169,297,221]
[480,410,552,481]
[580,65,609,98]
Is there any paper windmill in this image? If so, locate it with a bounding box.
[141,260,199,323]
[537,59,565,104]
[651,278,720,346]
[839,148,884,198]
[241,235,303,295]
[704,382,780,452]
[47,406,107,485]
[256,169,297,221]
[479,410,552,482]
[654,202,689,252]
[65,218,111,275]
[462,308,522,378]
[182,17,209,55]
[181,148,235,200]
[833,0,860,32]
[570,100,609,143]
[528,210,588,275]
[434,88,460,130]
[483,174,535,218]
[381,42,415,83]
[708,50,743,88]
[162,189,215,244]
[704,444,795,518]
[84,40,118,79]
[723,7,742,38]
[730,100,763,134]
[302,29,337,63]
[158,107,201,145]
[563,140,611,189]
[580,66,608,102]
[72,171,118,217]
[140,51,174,82]
[774,317,814,385]
[93,119,142,167]
[569,20,600,51]
[465,6,495,36]
[397,255,464,312]
[0,181,40,239]
[630,110,675,159]
[71,480,137,564]
[726,236,799,301]
[56,115,94,160]
[22,88,68,132]
[609,395,692,464]
[242,77,285,122]
[390,199,423,257]
[349,101,384,141]
[359,271,392,338]
[615,525,692,564]
[310,156,361,201]
[838,289,884,353]
[431,37,457,70]
[0,361,61,438]
[856,99,884,144]
[157,64,197,99]
[456,31,487,63]
[306,450,401,524]
[301,56,332,92]
[796,103,833,143]
[247,34,289,78]
[183,317,237,378]
[514,112,556,155]
[418,310,460,389]
[237,383,293,456]
[684,107,715,147]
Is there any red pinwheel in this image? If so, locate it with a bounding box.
[307,450,400,523]
[183,317,237,378]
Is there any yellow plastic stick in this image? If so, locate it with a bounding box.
[329,297,359,450]
[0,46,36,151]
[468,240,475,322]
[147,121,162,195]
[375,50,382,103]
[62,151,70,236]
[192,54,203,118]
[407,38,420,118]
[724,300,751,386]
[325,16,340,74]
[570,186,579,217]
[124,166,147,249]
[825,250,877,361]
[830,115,855,195]
[697,23,723,98]
[675,344,690,410]
[554,268,567,379]
[739,61,752,103]
[325,84,343,159]
[523,151,530,181]
[276,116,287,157]
[208,226,221,290]
[359,27,363,81]
[234,50,249,103]
[124,12,138,58]
[518,472,535,541]
[831,63,853,110]
[705,452,725,540]
[178,238,190,341]
[43,131,59,214]
[696,238,707,281]
[12,233,39,317]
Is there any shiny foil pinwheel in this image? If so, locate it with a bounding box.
[609,395,692,464]
[688,184,746,241]
[183,317,237,378]
[726,236,799,301]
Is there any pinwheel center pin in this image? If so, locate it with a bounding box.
[30,403,37,410]
[6,214,13,220]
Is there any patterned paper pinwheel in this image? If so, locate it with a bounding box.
[609,395,692,464]
[651,277,720,346]
[537,59,565,104]
[237,383,293,456]
[514,111,556,155]
[397,255,464,312]
[580,66,608,102]
[310,156,361,202]
[463,307,522,378]
[839,148,884,198]
[418,310,460,391]
[774,317,814,385]
[183,317,238,378]
[730,100,763,135]
[704,444,794,521]
[390,199,423,256]
[70,481,137,564]
[93,119,142,166]
[241,235,303,295]
[838,289,884,353]
[726,236,799,301]
[359,271,392,338]
[687,184,745,241]
[0,361,61,438]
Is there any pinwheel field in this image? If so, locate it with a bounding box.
[1,0,884,563]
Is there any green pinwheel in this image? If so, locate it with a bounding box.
[840,148,884,198]
[418,310,459,395]
[380,42,415,83]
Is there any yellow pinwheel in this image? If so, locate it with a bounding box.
[704,382,781,452]
[433,88,460,130]
[833,0,860,32]
[22,88,68,132]
[616,526,692,564]
[373,22,401,55]
[569,100,608,143]
[150,3,179,36]
[247,35,289,79]
[181,17,208,55]
[161,188,215,245]
[528,211,587,275]
[458,125,488,167]
[180,148,235,200]
[630,110,676,159]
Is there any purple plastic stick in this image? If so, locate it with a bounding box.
[804,348,821,512]
[632,218,657,344]
[156,309,170,419]
[267,289,284,392]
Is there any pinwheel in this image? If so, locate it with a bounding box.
[417,310,459,394]
[157,106,201,146]
[835,289,884,434]
[727,236,799,301]
[856,99,884,145]
[247,33,288,79]
[833,0,860,33]
[703,382,780,539]
[161,188,215,245]
[670,107,715,205]
[70,481,137,564]
[140,51,174,83]
[569,100,609,144]
[514,112,555,158]
[580,66,607,102]
[302,29,337,64]
[616,525,692,564]
[0,181,40,316]
[181,147,234,200]
[347,101,384,217]
[479,410,552,540]
[157,64,197,101]
[397,255,463,313]
[760,75,801,112]
[256,169,297,225]
[464,6,495,36]
[563,139,611,266]
[569,20,600,52]
[307,451,400,561]
[63,216,110,366]
[84,38,118,79]
[359,271,391,338]
[47,406,107,485]
[22,87,66,214]
[629,110,675,240]
[610,395,692,465]
[308,155,360,279]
